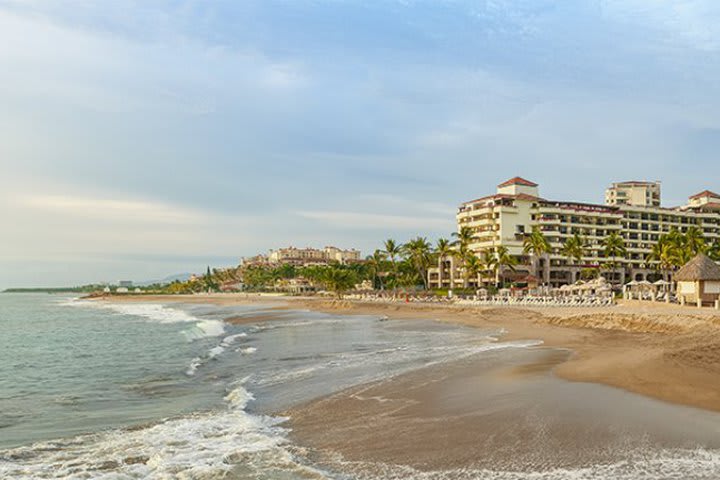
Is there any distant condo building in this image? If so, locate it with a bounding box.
[605,181,661,207]
[429,177,720,289]
[243,246,361,267]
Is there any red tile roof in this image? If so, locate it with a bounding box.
[689,190,720,200]
[497,176,538,188]
[460,193,541,206]
[515,193,541,201]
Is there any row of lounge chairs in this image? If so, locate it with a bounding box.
[345,293,615,307]
[455,295,615,307]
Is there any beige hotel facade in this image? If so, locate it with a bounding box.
[428,177,720,289]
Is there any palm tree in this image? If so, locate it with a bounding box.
[560,234,585,283]
[365,250,387,290]
[435,237,454,288]
[403,237,433,289]
[684,226,707,257]
[321,267,358,299]
[382,239,402,287]
[708,241,720,262]
[648,238,676,282]
[464,254,484,288]
[666,229,691,267]
[522,226,551,284]
[602,231,627,286]
[495,245,518,287]
[452,227,475,289]
[480,249,497,286]
[452,226,475,250]
[435,237,453,260]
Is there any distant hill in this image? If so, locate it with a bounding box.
[3,285,106,294]
[136,273,193,286]
[2,273,194,293]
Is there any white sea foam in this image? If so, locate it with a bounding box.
[221,332,248,346]
[256,338,541,388]
[181,318,226,340]
[208,345,226,359]
[0,381,326,480]
[337,449,720,479]
[55,297,83,307]
[241,347,258,355]
[97,303,201,324]
[186,357,203,376]
[65,301,227,340]
[186,332,253,376]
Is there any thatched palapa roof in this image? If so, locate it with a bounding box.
[674,254,720,282]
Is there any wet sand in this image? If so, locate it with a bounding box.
[286,347,720,475]
[100,294,720,414]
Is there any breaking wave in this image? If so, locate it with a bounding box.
[0,380,325,480]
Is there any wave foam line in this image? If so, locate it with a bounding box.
[0,381,324,479]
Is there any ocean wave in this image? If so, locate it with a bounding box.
[63,300,227,340]
[186,332,252,376]
[221,332,248,345]
[181,319,226,340]
[255,338,542,389]
[0,381,325,480]
[98,303,201,324]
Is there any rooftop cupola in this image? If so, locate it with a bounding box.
[496,176,539,197]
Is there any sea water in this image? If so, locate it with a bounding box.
[0,293,526,479]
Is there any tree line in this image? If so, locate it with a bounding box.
[153,225,720,297]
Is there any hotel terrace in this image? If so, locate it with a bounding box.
[428,177,720,289]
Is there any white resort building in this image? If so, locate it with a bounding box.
[243,246,362,267]
[428,177,720,289]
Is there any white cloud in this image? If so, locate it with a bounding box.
[17,194,204,225]
[0,8,309,115]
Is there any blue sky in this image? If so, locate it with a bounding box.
[2,0,720,287]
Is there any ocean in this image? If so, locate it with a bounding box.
[4,293,720,479]
[0,293,526,479]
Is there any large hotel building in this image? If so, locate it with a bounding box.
[428,177,720,289]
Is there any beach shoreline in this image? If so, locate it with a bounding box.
[97,293,720,414]
[85,293,720,474]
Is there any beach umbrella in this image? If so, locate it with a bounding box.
[653,280,671,286]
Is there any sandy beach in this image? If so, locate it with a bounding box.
[97,294,720,475]
[104,293,720,413]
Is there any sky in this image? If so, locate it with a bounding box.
[2,0,720,288]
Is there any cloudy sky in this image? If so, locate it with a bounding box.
[2,0,720,288]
